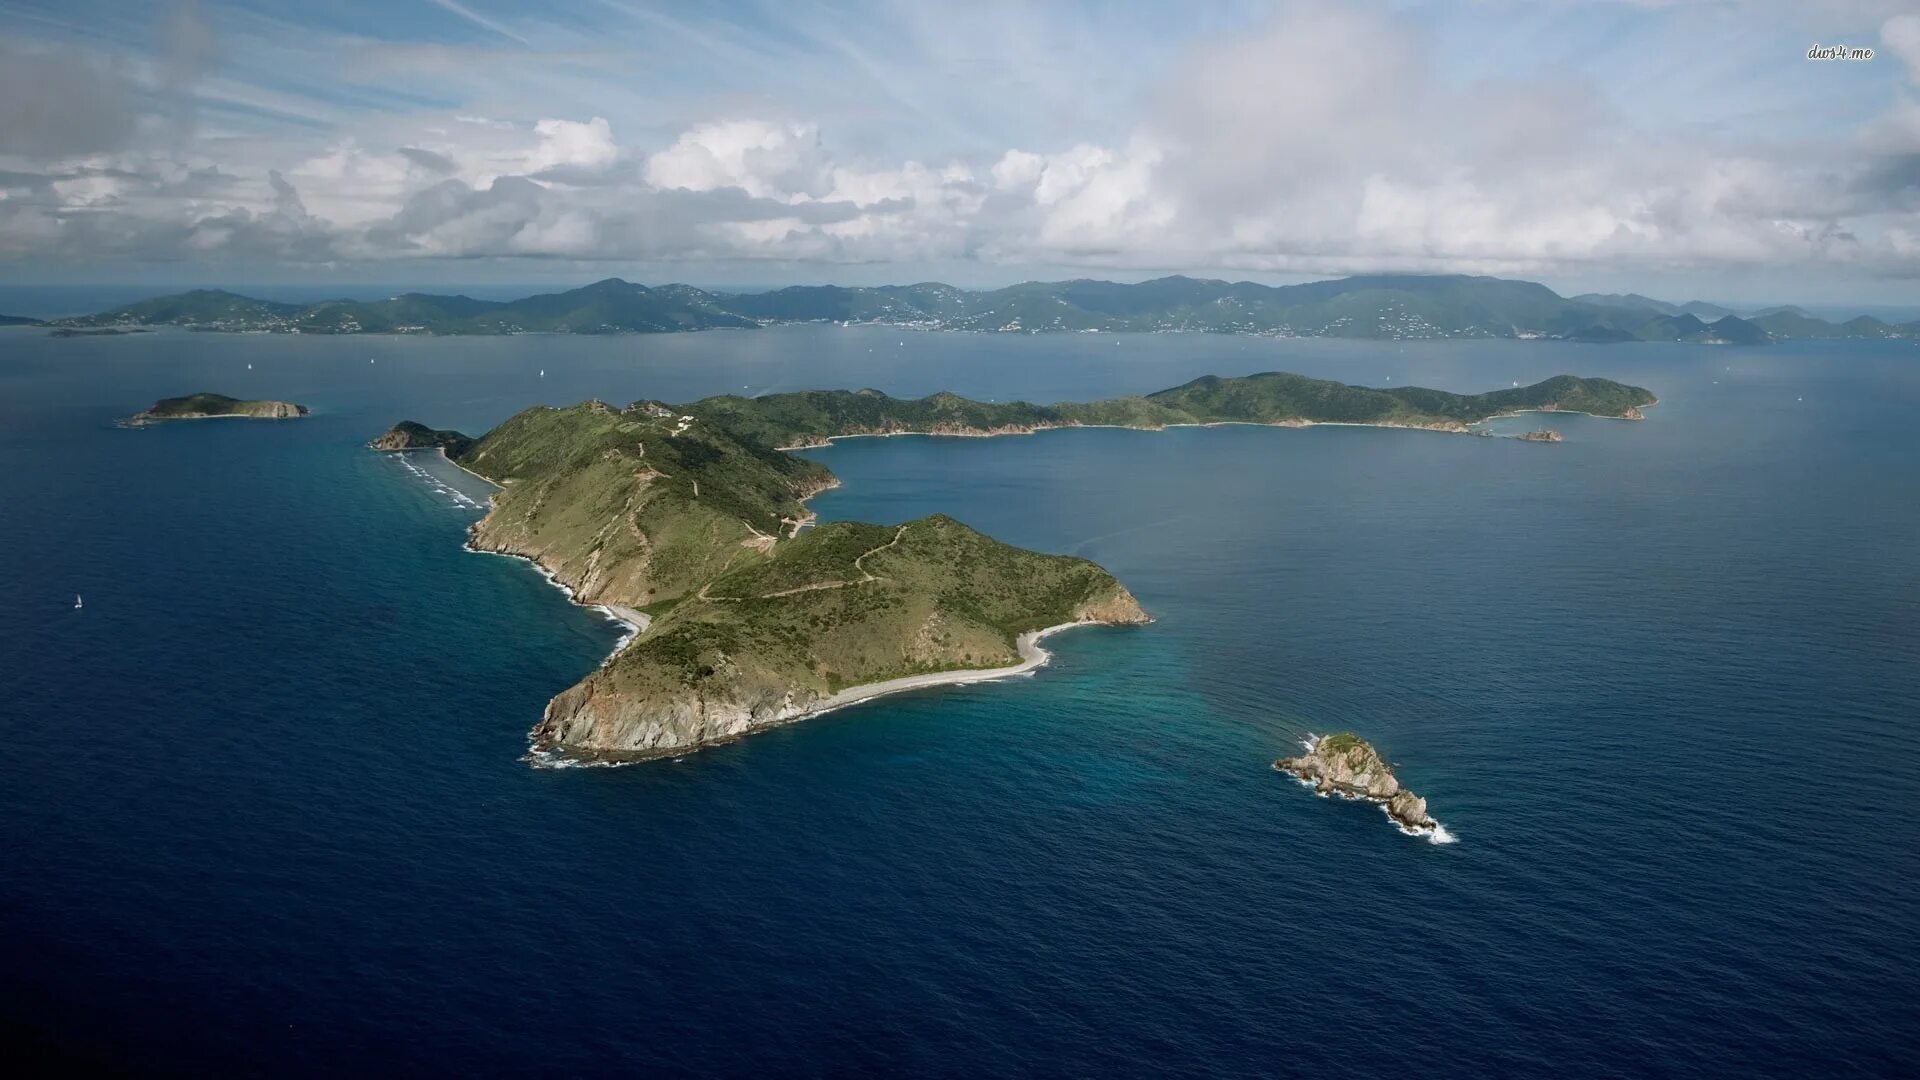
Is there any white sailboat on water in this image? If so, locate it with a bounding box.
[74,594,83,610]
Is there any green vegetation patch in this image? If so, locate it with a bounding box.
[689,373,1655,448]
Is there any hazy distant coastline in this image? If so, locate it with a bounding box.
[18,273,1917,345]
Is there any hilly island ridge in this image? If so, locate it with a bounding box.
[375,370,1656,763]
[14,272,1916,343]
[126,393,309,425]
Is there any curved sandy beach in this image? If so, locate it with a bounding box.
[805,621,1090,718]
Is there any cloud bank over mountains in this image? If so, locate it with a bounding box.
[2,1,1919,289]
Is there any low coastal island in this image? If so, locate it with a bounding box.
[367,420,473,455]
[128,392,309,425]
[690,371,1655,445]
[375,370,1654,763]
[1274,732,1445,840]
[1514,429,1564,442]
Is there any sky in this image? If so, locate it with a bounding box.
[2,0,1919,305]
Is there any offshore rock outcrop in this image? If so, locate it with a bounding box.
[1274,732,1447,840]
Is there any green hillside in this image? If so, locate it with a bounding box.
[687,372,1657,447]
[548,513,1139,727]
[454,399,832,607]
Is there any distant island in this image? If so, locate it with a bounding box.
[43,273,1918,344]
[1274,732,1443,839]
[375,370,1654,763]
[128,393,309,425]
[692,371,1652,446]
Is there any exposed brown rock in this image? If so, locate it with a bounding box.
[1273,733,1441,836]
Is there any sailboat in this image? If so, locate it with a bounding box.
[74,594,83,610]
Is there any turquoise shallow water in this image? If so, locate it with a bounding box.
[1,326,1917,1075]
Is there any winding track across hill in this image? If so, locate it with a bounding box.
[699,524,908,602]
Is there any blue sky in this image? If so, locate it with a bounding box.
[2,1,1917,304]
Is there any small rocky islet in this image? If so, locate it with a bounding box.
[1273,732,1444,839]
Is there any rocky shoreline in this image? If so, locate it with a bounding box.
[1274,733,1450,841]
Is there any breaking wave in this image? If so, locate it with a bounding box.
[389,451,485,509]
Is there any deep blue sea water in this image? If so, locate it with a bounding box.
[2,326,1917,1076]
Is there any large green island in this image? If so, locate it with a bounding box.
[377,370,1654,762]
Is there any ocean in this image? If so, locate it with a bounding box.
[2,325,1916,1075]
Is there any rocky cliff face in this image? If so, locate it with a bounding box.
[1274,733,1440,836]
[534,665,831,762]
[1073,587,1152,626]
[245,401,308,419]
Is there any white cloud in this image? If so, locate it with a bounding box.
[285,142,412,228]
[1883,15,1920,83]
[1025,141,1171,252]
[990,150,1043,191]
[526,117,618,175]
[2,0,1918,287]
[644,120,822,200]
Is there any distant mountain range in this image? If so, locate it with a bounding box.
[7,274,1916,344]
